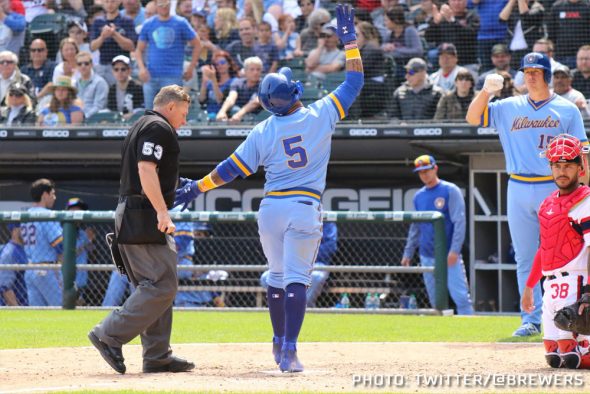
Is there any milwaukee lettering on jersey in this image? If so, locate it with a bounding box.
[511,116,560,131]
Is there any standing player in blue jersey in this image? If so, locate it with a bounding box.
[0,224,28,306]
[401,155,473,315]
[466,52,589,336]
[22,179,64,306]
[173,4,363,372]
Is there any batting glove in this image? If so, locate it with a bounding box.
[179,177,192,188]
[173,180,201,211]
[335,4,356,44]
[483,73,504,94]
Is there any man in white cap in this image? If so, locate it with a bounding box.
[107,55,144,120]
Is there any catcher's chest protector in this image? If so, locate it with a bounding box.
[538,186,590,271]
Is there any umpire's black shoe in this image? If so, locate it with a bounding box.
[143,356,195,373]
[88,331,126,374]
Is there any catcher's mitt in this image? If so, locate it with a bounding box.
[554,294,590,335]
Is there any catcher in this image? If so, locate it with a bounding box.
[521,134,590,369]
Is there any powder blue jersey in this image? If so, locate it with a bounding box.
[174,221,195,262]
[21,207,63,263]
[482,94,588,175]
[230,95,341,195]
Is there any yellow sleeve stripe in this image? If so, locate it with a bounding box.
[230,153,251,177]
[174,230,194,237]
[481,106,489,127]
[328,93,345,119]
[51,236,63,247]
[582,141,589,146]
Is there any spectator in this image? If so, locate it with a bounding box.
[471,0,509,72]
[107,55,144,120]
[244,0,278,31]
[198,51,236,120]
[175,0,192,19]
[305,24,345,81]
[216,55,262,122]
[260,221,338,308]
[371,0,400,43]
[226,17,257,69]
[499,0,545,67]
[120,0,145,29]
[389,57,443,121]
[90,0,137,85]
[0,223,27,306]
[46,0,86,20]
[572,45,590,98]
[52,37,80,85]
[490,70,517,102]
[174,221,225,307]
[22,179,63,307]
[434,68,475,120]
[409,0,438,29]
[65,197,94,306]
[424,0,479,69]
[382,6,423,66]
[552,65,589,118]
[22,0,49,22]
[255,21,279,73]
[38,76,84,126]
[0,82,36,124]
[299,7,330,54]
[74,51,109,118]
[294,0,313,32]
[349,21,386,118]
[214,7,239,50]
[0,0,25,55]
[190,8,207,31]
[428,43,464,93]
[195,24,216,68]
[0,50,34,106]
[548,0,590,69]
[274,14,302,60]
[135,1,156,34]
[401,155,473,315]
[513,38,564,93]
[56,21,100,70]
[136,0,200,109]
[476,44,516,91]
[86,4,105,30]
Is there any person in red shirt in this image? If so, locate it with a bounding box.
[522,134,590,369]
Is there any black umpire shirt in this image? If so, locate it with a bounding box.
[119,110,180,208]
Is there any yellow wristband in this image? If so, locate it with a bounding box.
[198,174,217,192]
[345,48,361,60]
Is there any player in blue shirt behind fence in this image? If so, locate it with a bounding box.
[0,223,28,306]
[173,4,363,373]
[401,155,474,315]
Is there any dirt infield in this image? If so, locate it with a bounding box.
[2,342,590,393]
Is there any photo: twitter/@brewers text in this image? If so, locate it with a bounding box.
[351,373,585,389]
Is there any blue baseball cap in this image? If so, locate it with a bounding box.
[7,223,19,231]
[413,155,437,172]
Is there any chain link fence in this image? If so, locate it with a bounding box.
[0,211,447,313]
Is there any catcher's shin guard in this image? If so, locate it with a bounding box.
[558,339,581,369]
[577,339,590,369]
[544,340,561,368]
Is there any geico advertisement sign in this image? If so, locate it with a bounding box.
[349,128,378,137]
[413,128,442,136]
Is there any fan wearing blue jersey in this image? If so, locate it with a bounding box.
[467,52,589,336]
[22,179,64,307]
[173,4,363,372]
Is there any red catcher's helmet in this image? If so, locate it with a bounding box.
[544,134,587,163]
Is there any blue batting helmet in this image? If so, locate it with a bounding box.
[520,52,552,84]
[258,67,304,116]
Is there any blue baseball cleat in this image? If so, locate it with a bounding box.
[279,342,304,373]
[512,322,541,337]
[272,336,284,364]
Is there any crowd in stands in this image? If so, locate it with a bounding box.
[1,0,590,125]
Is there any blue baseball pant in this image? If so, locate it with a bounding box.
[420,255,473,315]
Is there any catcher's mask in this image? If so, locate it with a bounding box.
[542,134,589,176]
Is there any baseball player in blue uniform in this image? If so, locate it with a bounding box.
[173,4,363,372]
[260,221,338,308]
[0,224,28,306]
[65,198,94,303]
[401,155,473,315]
[467,52,589,336]
[102,271,133,307]
[22,179,64,306]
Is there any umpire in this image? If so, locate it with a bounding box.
[89,85,194,374]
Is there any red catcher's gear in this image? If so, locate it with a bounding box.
[545,134,583,163]
[538,186,590,271]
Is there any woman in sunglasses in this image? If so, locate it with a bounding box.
[198,51,236,120]
[0,83,36,125]
[434,68,475,120]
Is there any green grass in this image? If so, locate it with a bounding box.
[0,310,538,349]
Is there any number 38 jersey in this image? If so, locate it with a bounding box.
[119,110,180,207]
[230,96,340,194]
[482,94,588,176]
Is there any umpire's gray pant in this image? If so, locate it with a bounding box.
[92,202,178,367]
